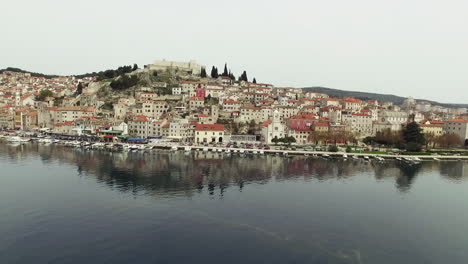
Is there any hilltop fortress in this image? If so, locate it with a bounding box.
[145,60,204,75]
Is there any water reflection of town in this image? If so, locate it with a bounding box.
[2,143,468,195]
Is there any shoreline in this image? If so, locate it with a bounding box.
[2,138,467,161]
[183,145,468,161]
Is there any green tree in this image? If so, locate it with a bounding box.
[210,66,218,78]
[239,71,248,82]
[402,122,426,152]
[328,145,339,152]
[133,64,138,71]
[272,136,279,145]
[222,63,228,76]
[38,89,53,100]
[200,67,207,78]
[110,75,138,90]
[248,120,257,135]
[253,78,257,84]
[288,136,297,145]
[74,82,84,96]
[280,136,296,145]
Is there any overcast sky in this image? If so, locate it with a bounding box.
[2,0,468,104]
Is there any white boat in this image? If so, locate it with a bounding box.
[92,142,105,149]
[322,154,330,158]
[283,151,288,156]
[433,157,441,161]
[253,150,258,155]
[259,150,265,155]
[171,146,178,151]
[41,138,53,144]
[363,156,370,161]
[105,143,114,149]
[138,145,147,150]
[375,156,385,161]
[184,146,192,152]
[352,155,359,160]
[343,154,348,159]
[129,144,139,150]
[203,147,208,152]
[7,136,25,142]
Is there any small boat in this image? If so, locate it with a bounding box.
[363,156,370,161]
[375,156,385,161]
[217,148,223,153]
[322,154,330,159]
[92,142,105,149]
[42,138,53,144]
[352,155,359,160]
[342,154,348,159]
[7,136,30,143]
[171,146,178,151]
[129,144,139,150]
[138,145,147,151]
[6,136,20,142]
[203,147,208,152]
[433,157,441,161]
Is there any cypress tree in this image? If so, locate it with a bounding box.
[402,122,426,152]
[210,66,215,78]
[222,63,228,76]
[239,71,248,82]
[211,66,219,78]
[253,78,257,84]
[201,67,207,78]
[229,71,235,80]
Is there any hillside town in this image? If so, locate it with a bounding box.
[1,60,468,149]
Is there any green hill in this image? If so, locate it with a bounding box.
[303,86,468,108]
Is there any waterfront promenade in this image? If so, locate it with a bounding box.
[182,145,468,161]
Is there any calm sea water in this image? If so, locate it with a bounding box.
[1,143,468,264]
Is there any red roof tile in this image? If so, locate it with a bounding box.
[194,124,224,131]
